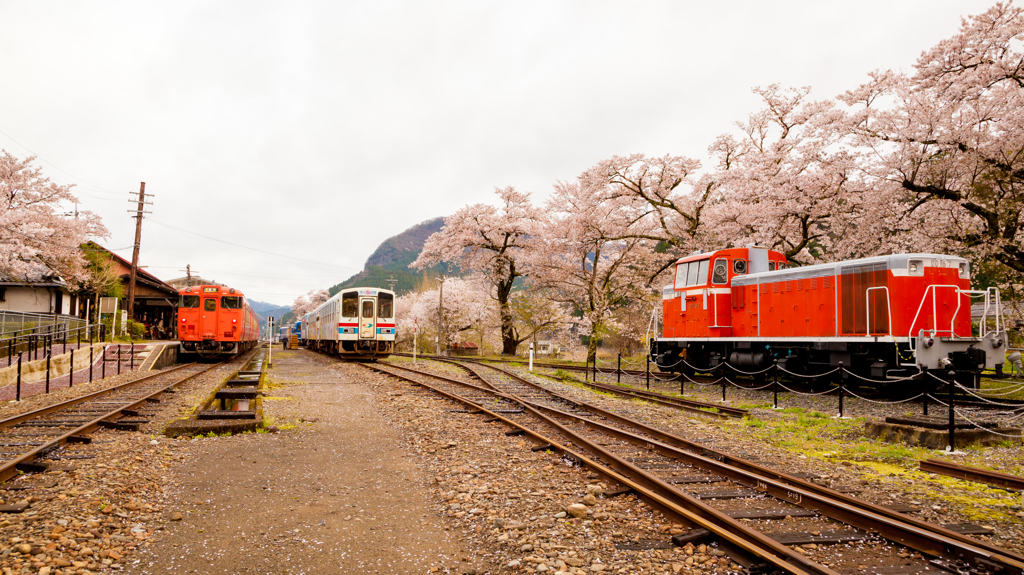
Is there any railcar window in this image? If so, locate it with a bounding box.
[733,260,747,274]
[180,295,200,308]
[712,259,728,284]
[204,299,216,312]
[674,263,689,289]
[768,262,776,271]
[687,262,700,286]
[378,293,394,318]
[696,259,709,285]
[361,301,374,318]
[342,292,358,317]
[222,296,242,309]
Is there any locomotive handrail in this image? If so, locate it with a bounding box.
[865,286,892,337]
[908,284,964,343]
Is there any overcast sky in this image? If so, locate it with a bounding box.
[1,1,998,305]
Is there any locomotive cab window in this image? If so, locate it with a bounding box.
[733,260,747,274]
[695,259,709,285]
[674,263,689,290]
[204,299,217,311]
[361,300,374,318]
[378,293,394,318]
[342,292,358,317]
[180,295,200,308]
[221,296,242,309]
[712,258,728,284]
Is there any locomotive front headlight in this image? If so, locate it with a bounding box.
[958,263,969,278]
[925,337,934,348]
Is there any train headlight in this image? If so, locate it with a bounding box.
[181,318,186,323]
[232,319,237,323]
[958,263,969,278]
[924,337,934,348]
[185,287,191,293]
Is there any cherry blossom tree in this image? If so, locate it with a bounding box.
[412,186,544,354]
[583,154,716,277]
[0,151,107,282]
[705,85,881,264]
[292,289,329,317]
[839,2,1024,275]
[397,276,496,352]
[526,176,663,363]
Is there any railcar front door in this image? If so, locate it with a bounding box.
[201,298,218,339]
[359,298,376,339]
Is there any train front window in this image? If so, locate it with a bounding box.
[361,300,374,318]
[696,259,709,285]
[222,296,242,309]
[686,261,700,286]
[712,258,728,284]
[180,295,200,308]
[342,292,358,317]
[204,299,216,312]
[378,293,394,318]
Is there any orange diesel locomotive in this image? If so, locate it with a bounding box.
[650,246,1007,383]
[177,285,260,358]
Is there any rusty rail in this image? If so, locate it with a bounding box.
[920,459,1024,492]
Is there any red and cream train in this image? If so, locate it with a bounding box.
[650,246,1007,382]
[177,285,260,358]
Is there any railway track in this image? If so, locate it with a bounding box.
[0,353,247,486]
[368,357,1024,575]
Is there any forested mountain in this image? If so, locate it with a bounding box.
[327,217,452,296]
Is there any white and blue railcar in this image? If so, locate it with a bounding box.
[305,287,395,359]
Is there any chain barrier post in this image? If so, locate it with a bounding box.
[921,366,929,416]
[45,350,51,394]
[69,348,74,388]
[617,352,621,384]
[130,342,135,370]
[720,364,727,403]
[947,370,956,451]
[16,353,22,402]
[102,345,106,379]
[7,339,12,369]
[679,372,684,397]
[117,345,121,375]
[646,355,650,390]
[89,344,94,384]
[62,327,67,354]
[837,361,845,418]
[773,359,780,409]
[593,356,597,383]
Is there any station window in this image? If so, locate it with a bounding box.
[180,295,200,308]
[222,296,242,309]
[342,292,358,317]
[204,299,217,312]
[378,293,394,318]
[712,258,729,284]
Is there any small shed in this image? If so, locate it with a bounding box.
[450,341,480,356]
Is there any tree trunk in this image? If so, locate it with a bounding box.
[500,298,517,355]
[586,323,601,365]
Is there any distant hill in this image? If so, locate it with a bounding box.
[327,217,453,296]
[248,300,291,330]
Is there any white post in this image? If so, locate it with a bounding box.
[529,342,534,372]
[268,316,274,367]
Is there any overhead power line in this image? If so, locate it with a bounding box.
[0,126,122,198]
[148,219,361,271]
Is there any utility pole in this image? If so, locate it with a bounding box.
[386,275,397,292]
[126,183,152,322]
[438,277,445,355]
